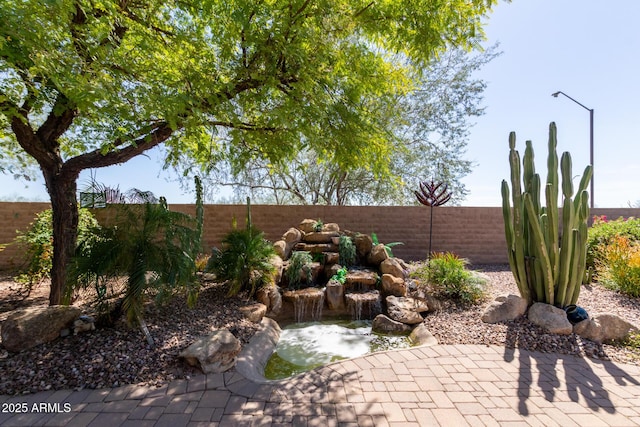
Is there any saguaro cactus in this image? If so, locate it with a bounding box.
[501,122,592,307]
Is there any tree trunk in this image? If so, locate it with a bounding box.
[44,170,79,306]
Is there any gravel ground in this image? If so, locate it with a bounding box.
[0,266,639,396]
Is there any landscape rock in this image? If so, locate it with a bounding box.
[256,285,283,315]
[381,274,407,297]
[372,314,412,335]
[386,296,429,325]
[367,244,389,266]
[304,231,339,243]
[354,234,373,260]
[239,303,267,323]
[179,330,241,374]
[73,315,96,335]
[324,223,340,232]
[574,313,638,343]
[273,240,287,259]
[409,323,438,346]
[325,280,345,310]
[298,219,318,233]
[527,302,573,335]
[345,291,382,320]
[380,258,406,279]
[1,305,82,352]
[344,269,379,290]
[481,294,528,324]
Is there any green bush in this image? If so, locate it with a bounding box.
[286,251,313,289]
[587,216,640,271]
[596,236,640,298]
[14,208,102,290]
[411,252,487,305]
[338,235,356,267]
[206,226,276,298]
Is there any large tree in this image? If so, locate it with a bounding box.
[195,46,500,205]
[0,0,497,305]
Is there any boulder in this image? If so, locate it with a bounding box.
[282,228,303,259]
[273,240,287,259]
[73,315,96,335]
[574,313,638,343]
[256,285,283,315]
[268,254,284,286]
[367,244,389,266]
[409,323,438,347]
[179,330,241,374]
[372,314,412,335]
[239,303,267,323]
[381,274,407,297]
[386,296,429,325]
[527,303,573,335]
[345,269,379,290]
[481,294,528,324]
[324,223,340,232]
[325,280,345,310]
[304,231,339,243]
[1,305,82,352]
[354,234,373,260]
[380,258,405,279]
[299,219,318,233]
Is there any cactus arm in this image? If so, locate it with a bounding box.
[546,123,560,285]
[524,193,554,304]
[502,180,530,302]
[556,197,574,305]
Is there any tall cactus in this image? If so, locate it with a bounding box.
[501,122,592,307]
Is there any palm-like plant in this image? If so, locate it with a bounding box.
[69,180,204,329]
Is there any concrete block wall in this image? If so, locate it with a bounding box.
[1,202,638,271]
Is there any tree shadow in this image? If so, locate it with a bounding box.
[503,320,620,416]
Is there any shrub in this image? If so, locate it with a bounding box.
[338,235,356,267]
[207,226,276,297]
[286,251,313,289]
[596,236,640,298]
[411,252,487,305]
[587,216,640,271]
[14,208,102,290]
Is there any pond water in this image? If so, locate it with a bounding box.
[263,319,413,380]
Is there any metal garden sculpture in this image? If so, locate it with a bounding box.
[415,180,452,260]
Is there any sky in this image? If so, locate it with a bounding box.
[2,0,639,207]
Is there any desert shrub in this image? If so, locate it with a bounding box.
[587,216,640,271]
[286,251,313,289]
[338,235,356,267]
[206,226,276,298]
[596,236,640,298]
[14,208,102,290]
[411,252,487,305]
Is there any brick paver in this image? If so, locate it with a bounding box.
[1,345,639,426]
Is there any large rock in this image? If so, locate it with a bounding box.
[256,285,283,315]
[381,274,407,297]
[527,303,573,335]
[372,314,412,335]
[354,234,373,260]
[299,219,318,233]
[273,240,287,259]
[239,303,267,323]
[380,258,406,279]
[325,280,345,310]
[386,296,429,325]
[179,330,241,374]
[409,323,438,346]
[282,228,303,259]
[344,269,379,291]
[304,231,339,243]
[1,305,82,352]
[574,313,638,343]
[481,294,528,324]
[367,244,389,266]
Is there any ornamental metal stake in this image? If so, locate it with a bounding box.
[415,180,452,260]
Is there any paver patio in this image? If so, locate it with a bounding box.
[1,344,639,426]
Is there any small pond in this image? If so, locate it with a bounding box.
[263,319,413,380]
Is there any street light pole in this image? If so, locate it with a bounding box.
[552,91,594,208]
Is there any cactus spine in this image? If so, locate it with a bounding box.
[501,122,592,307]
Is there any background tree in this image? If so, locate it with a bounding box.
[0,0,497,305]
[195,46,500,205]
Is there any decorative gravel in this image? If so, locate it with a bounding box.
[0,266,639,396]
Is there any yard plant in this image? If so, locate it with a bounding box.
[501,122,592,307]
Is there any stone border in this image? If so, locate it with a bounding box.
[235,317,283,384]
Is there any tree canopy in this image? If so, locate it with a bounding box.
[0,0,498,304]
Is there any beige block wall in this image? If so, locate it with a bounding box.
[1,202,638,270]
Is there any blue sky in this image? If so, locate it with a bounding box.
[3,0,639,207]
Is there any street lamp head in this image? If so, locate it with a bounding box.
[551,91,560,97]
